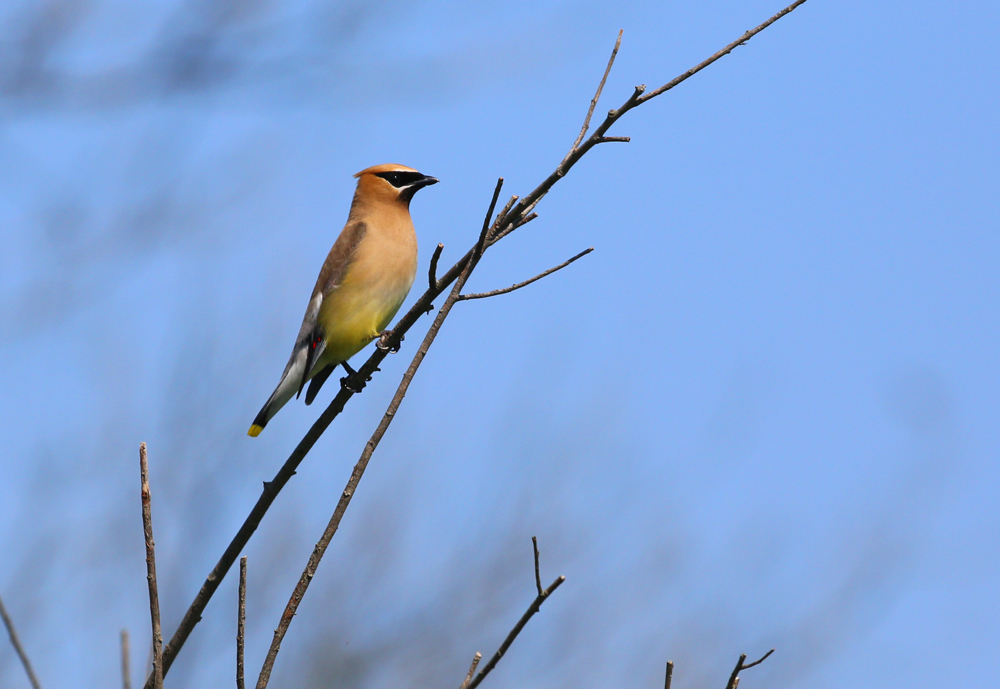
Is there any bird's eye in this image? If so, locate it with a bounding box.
[375,170,424,188]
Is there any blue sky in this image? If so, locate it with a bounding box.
[1,0,998,687]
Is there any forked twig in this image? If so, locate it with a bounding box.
[568,29,623,154]
[463,538,565,689]
[725,649,774,689]
[491,0,811,249]
[139,443,164,689]
[0,594,42,689]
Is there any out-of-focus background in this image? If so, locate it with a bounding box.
[2,0,997,687]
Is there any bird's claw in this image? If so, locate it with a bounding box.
[339,361,372,393]
[376,330,403,353]
[341,374,370,394]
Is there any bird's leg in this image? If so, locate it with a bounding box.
[376,330,403,353]
[340,361,374,393]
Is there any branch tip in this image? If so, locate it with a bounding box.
[428,243,444,290]
[460,652,482,689]
[532,537,543,596]
[567,27,624,156]
[139,443,164,689]
[476,179,505,257]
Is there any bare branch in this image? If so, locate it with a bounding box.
[121,630,131,689]
[725,649,774,689]
[493,0,810,244]
[567,29,623,155]
[532,536,543,596]
[640,0,808,103]
[459,652,482,689]
[664,660,674,689]
[459,248,593,301]
[465,557,565,689]
[237,557,247,689]
[429,243,444,290]
[0,594,42,689]
[139,443,164,689]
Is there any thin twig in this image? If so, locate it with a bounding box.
[459,248,593,301]
[741,648,774,671]
[640,0,808,103]
[531,537,542,596]
[664,660,674,689]
[568,29,623,155]
[237,556,247,689]
[121,630,131,689]
[255,211,491,689]
[475,179,505,258]
[429,243,444,290]
[145,5,809,682]
[0,594,42,689]
[486,195,520,245]
[465,576,565,689]
[459,652,482,689]
[724,649,774,689]
[140,443,164,689]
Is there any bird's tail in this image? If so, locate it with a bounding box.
[247,349,308,436]
[247,381,295,436]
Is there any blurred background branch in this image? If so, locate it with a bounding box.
[0,594,42,689]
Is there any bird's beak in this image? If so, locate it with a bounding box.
[415,175,439,189]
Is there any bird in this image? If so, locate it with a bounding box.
[248,164,438,437]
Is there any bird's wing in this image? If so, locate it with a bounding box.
[285,219,368,397]
[314,219,368,299]
[304,365,335,405]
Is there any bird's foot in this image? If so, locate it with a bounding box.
[340,361,374,393]
[376,330,403,353]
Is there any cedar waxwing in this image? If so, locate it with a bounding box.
[248,164,438,437]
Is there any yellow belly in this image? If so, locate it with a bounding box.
[315,249,415,367]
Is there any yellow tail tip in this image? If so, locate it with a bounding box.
[248,424,264,437]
